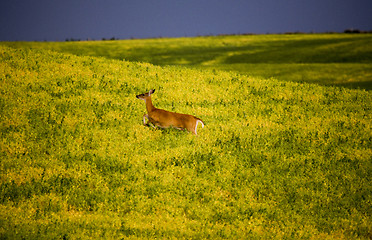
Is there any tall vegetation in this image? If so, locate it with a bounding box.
[4,34,372,90]
[0,36,371,239]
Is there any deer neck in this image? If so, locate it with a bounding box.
[145,97,156,113]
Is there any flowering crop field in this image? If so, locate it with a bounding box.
[0,35,371,239]
[4,34,372,90]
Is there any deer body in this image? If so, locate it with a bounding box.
[136,89,204,135]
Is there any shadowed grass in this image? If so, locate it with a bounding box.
[1,45,371,239]
[3,34,372,90]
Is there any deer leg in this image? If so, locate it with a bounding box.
[143,114,157,128]
[143,114,149,125]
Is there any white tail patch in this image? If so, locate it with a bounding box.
[195,120,205,135]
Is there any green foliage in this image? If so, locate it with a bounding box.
[0,40,371,239]
[3,34,372,89]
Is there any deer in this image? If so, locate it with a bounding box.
[136,89,204,135]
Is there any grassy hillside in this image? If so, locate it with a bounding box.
[3,34,372,90]
[1,44,371,239]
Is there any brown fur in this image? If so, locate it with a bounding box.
[136,89,204,135]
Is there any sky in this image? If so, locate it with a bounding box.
[1,0,372,42]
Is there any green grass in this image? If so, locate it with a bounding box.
[3,33,372,90]
[1,36,372,239]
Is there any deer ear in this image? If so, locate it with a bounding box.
[149,89,155,95]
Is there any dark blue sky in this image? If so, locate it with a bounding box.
[1,0,372,41]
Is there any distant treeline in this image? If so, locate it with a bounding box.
[65,37,119,42]
[343,29,371,34]
[65,29,372,42]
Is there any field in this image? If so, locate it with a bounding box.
[1,34,372,239]
[4,34,372,90]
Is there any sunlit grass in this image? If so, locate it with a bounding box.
[202,63,372,89]
[0,39,371,239]
[3,33,372,89]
